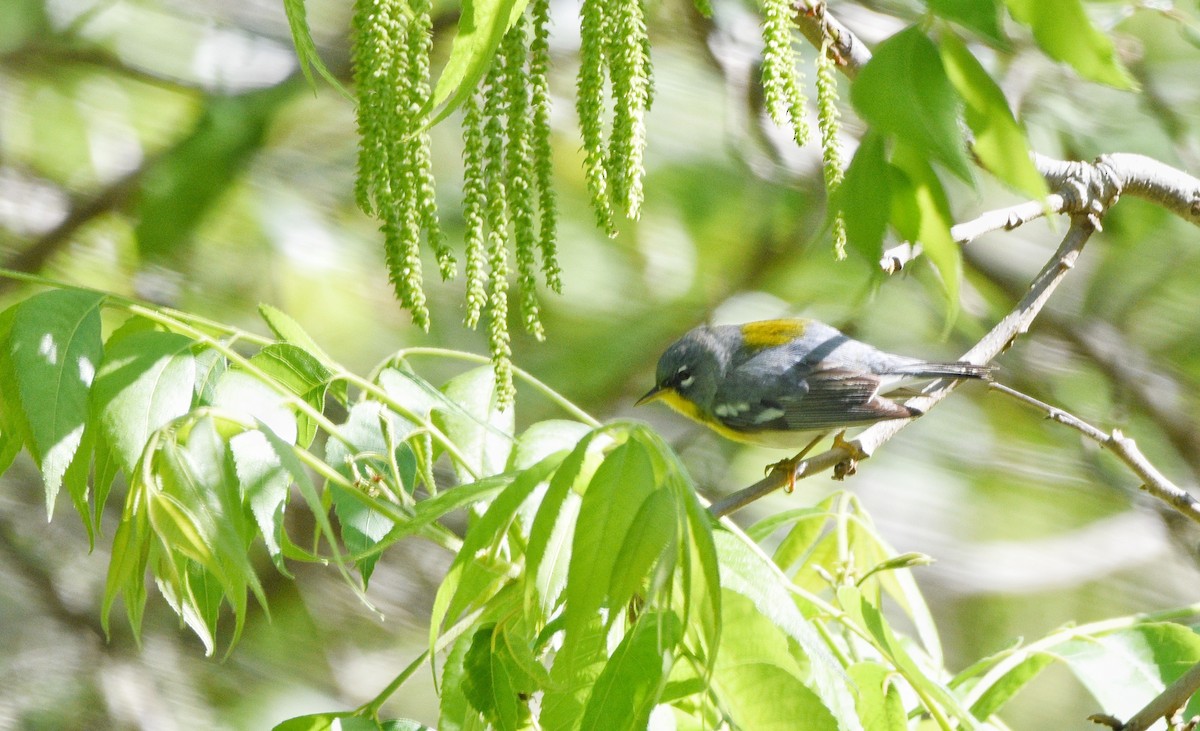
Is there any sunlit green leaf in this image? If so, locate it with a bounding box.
[835,131,891,261]
[430,452,564,647]
[708,590,841,731]
[325,401,417,584]
[1053,623,1200,723]
[889,143,961,320]
[838,586,980,728]
[93,330,197,475]
[848,662,907,731]
[462,624,536,730]
[7,289,105,515]
[542,614,608,731]
[231,430,292,571]
[1002,0,1135,89]
[428,0,533,125]
[281,0,347,93]
[434,366,515,480]
[715,531,859,728]
[580,612,682,731]
[508,420,593,471]
[564,439,657,637]
[523,430,615,626]
[851,26,972,182]
[440,630,484,731]
[939,31,1048,199]
[925,0,1007,47]
[250,343,334,448]
[959,650,1053,720]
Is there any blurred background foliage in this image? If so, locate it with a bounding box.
[2,0,1200,727]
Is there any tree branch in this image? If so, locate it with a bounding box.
[989,382,1200,526]
[791,1,870,78]
[710,216,1098,517]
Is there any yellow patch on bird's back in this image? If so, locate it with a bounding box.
[740,319,808,350]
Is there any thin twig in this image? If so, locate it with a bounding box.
[881,194,1070,273]
[989,382,1200,526]
[710,217,1097,517]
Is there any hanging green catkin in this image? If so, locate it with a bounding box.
[407,0,454,280]
[351,0,440,329]
[482,59,516,406]
[760,0,809,147]
[529,0,562,293]
[815,38,847,259]
[350,0,395,216]
[605,0,652,219]
[576,0,615,235]
[462,94,489,330]
[501,19,545,340]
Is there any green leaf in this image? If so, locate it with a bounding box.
[848,662,908,731]
[93,330,198,475]
[508,420,593,471]
[939,31,1048,199]
[925,0,1007,47]
[835,131,891,261]
[325,401,417,584]
[960,650,1053,720]
[462,625,535,730]
[250,343,334,448]
[606,488,676,615]
[433,366,514,480]
[231,430,292,571]
[564,439,658,638]
[1002,0,1135,89]
[440,630,485,731]
[541,613,609,731]
[889,144,962,320]
[102,478,151,640]
[428,0,534,125]
[214,368,298,444]
[273,713,392,731]
[281,0,347,93]
[62,420,97,546]
[193,348,227,406]
[838,585,980,728]
[524,432,606,622]
[155,421,265,652]
[580,612,683,731]
[715,531,860,729]
[851,26,972,182]
[1053,623,1200,723]
[708,590,841,731]
[0,305,28,478]
[258,303,340,374]
[8,289,105,515]
[430,452,565,647]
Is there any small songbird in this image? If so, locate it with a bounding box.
[637,319,990,478]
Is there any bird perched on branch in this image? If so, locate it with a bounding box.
[637,318,991,486]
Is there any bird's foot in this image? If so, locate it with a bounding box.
[766,432,829,493]
[831,430,865,481]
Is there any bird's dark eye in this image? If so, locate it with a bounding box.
[672,366,694,390]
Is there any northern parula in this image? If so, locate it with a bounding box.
[637,319,991,456]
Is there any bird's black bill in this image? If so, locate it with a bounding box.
[635,385,664,406]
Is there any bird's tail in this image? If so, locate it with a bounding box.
[892,361,994,380]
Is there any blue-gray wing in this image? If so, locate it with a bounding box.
[713,367,915,434]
